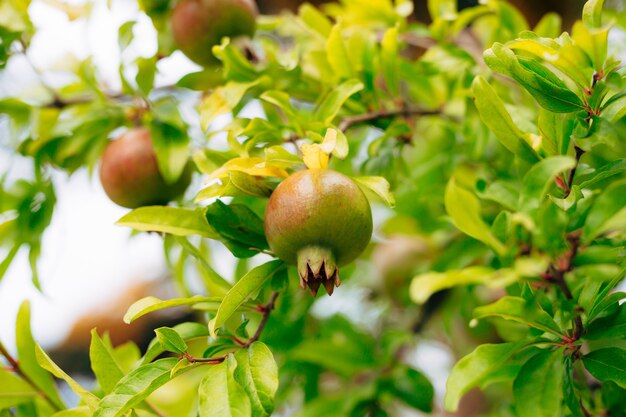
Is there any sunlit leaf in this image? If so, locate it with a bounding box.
[209,260,284,337]
[583,179,626,242]
[582,348,626,388]
[124,296,222,324]
[89,330,125,394]
[513,349,564,417]
[116,207,219,239]
[353,176,395,207]
[35,345,99,410]
[445,178,506,256]
[15,302,65,410]
[234,342,278,417]
[474,296,562,336]
[198,355,251,417]
[155,327,188,354]
[445,342,524,412]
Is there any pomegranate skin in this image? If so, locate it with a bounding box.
[171,0,258,66]
[264,169,373,294]
[99,128,191,208]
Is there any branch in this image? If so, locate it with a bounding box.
[563,146,585,198]
[183,292,280,365]
[0,340,63,412]
[546,231,584,341]
[338,107,440,132]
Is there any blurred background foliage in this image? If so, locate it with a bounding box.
[1,0,625,416]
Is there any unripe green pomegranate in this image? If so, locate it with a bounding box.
[264,169,373,296]
[171,0,258,66]
[99,127,192,208]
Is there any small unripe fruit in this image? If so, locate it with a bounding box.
[99,127,191,208]
[171,0,258,66]
[264,169,373,296]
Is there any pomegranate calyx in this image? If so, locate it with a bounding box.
[297,246,340,296]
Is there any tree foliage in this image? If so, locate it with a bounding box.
[1,0,625,416]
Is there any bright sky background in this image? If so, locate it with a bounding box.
[0,0,203,351]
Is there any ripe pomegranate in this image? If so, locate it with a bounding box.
[171,0,258,66]
[264,169,373,296]
[99,127,192,208]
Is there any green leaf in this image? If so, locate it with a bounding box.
[89,330,125,394]
[135,55,156,96]
[577,159,626,189]
[445,178,507,256]
[444,342,524,412]
[380,366,434,412]
[380,26,399,96]
[582,348,626,388]
[587,291,626,323]
[326,25,353,81]
[582,179,626,242]
[563,357,585,417]
[149,121,191,184]
[289,336,375,377]
[353,176,395,207]
[520,156,576,212]
[484,44,585,113]
[198,355,251,417]
[204,200,268,258]
[586,303,625,340]
[298,3,332,37]
[142,322,210,365]
[0,244,20,283]
[199,80,259,131]
[15,302,65,410]
[209,260,284,337]
[94,358,193,417]
[315,79,363,125]
[583,0,604,28]
[123,296,222,324]
[196,171,274,200]
[474,296,563,336]
[0,368,37,408]
[472,76,539,163]
[117,21,135,51]
[533,13,562,38]
[175,237,232,295]
[513,349,564,417]
[428,0,456,20]
[212,39,258,82]
[35,344,100,410]
[155,327,188,354]
[507,40,590,88]
[177,69,224,91]
[410,266,517,304]
[234,342,279,417]
[264,146,302,168]
[116,207,218,239]
[260,90,297,119]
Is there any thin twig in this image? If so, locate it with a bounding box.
[0,340,63,412]
[183,292,280,365]
[564,146,585,198]
[546,231,584,341]
[17,39,173,110]
[338,107,440,132]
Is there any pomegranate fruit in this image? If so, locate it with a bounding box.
[171,0,258,66]
[99,127,192,208]
[264,169,373,296]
